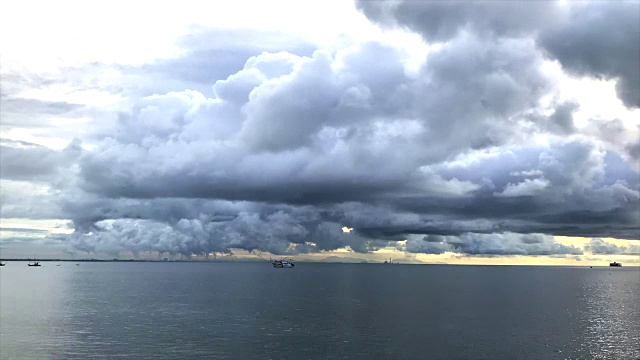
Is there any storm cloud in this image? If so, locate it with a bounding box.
[4,1,638,259]
[357,0,640,108]
[538,2,640,108]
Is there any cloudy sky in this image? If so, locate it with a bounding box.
[1,0,639,265]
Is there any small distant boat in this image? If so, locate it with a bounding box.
[609,262,622,267]
[0,262,6,266]
[383,257,397,264]
[28,261,41,267]
[271,258,295,268]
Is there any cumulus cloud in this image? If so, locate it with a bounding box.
[3,1,637,258]
[58,209,383,257]
[54,38,639,256]
[128,28,316,97]
[495,178,550,197]
[76,36,567,203]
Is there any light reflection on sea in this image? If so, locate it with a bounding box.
[576,269,640,360]
[1,262,638,359]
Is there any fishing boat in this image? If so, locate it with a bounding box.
[0,262,6,266]
[28,261,41,267]
[271,258,295,268]
[609,262,622,267]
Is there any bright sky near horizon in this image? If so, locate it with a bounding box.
[1,0,639,265]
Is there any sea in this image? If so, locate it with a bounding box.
[0,262,638,360]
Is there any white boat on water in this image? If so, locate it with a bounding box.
[271,258,295,268]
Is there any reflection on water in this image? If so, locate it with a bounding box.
[1,263,639,359]
[578,269,640,360]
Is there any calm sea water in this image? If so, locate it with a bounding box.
[1,262,638,359]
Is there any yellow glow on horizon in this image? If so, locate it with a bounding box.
[215,236,640,266]
[0,218,73,231]
[201,248,640,266]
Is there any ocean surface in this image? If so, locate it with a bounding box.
[1,262,638,360]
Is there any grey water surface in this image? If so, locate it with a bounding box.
[1,262,638,359]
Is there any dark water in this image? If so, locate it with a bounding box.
[1,262,638,359]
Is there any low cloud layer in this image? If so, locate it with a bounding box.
[2,1,638,259]
[586,238,640,255]
[406,233,583,256]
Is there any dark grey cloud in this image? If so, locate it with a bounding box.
[387,142,639,235]
[54,204,383,257]
[58,135,638,257]
[355,1,557,42]
[538,2,640,108]
[357,0,640,108]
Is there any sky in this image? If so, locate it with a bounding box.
[1,0,639,265]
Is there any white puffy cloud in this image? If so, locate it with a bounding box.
[495,178,550,197]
